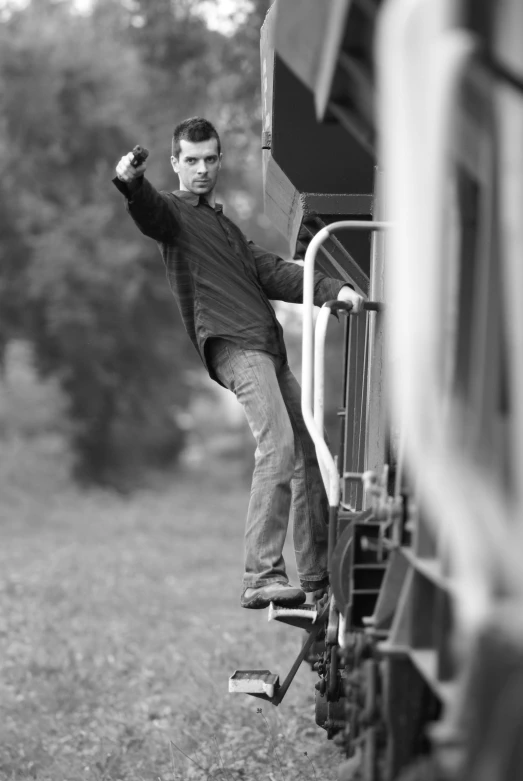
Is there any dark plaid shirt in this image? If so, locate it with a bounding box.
[113,176,346,381]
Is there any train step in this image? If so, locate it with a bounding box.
[229,669,279,700]
[268,602,318,630]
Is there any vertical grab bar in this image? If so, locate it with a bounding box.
[301,221,392,510]
[315,299,360,569]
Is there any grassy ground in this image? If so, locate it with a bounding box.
[0,428,343,780]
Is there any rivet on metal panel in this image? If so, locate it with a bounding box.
[261,130,272,149]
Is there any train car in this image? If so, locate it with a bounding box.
[230,1,523,780]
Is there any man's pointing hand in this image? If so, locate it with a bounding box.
[115,151,147,183]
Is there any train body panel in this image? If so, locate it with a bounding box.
[255,1,523,779]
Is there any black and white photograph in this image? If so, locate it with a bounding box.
[1,1,522,779]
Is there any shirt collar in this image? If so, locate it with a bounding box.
[173,190,223,213]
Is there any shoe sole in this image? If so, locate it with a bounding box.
[241,591,306,610]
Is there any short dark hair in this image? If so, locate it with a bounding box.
[171,117,221,158]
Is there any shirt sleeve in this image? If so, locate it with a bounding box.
[247,241,350,307]
[112,176,180,243]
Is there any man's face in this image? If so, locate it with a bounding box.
[171,138,222,195]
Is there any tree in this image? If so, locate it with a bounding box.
[0,0,200,486]
[0,0,282,487]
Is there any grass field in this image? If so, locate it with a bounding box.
[0,419,343,780]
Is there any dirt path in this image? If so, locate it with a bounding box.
[0,440,342,781]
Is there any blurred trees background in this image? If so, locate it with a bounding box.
[0,0,280,487]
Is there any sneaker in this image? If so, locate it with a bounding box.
[241,582,306,610]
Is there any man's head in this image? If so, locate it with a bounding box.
[171,117,222,197]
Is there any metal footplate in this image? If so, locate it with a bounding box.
[229,670,280,701]
[228,600,330,706]
[268,602,318,630]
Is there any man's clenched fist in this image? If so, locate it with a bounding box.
[337,285,364,313]
[115,151,147,183]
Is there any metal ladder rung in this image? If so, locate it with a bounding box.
[229,670,279,699]
[268,602,318,630]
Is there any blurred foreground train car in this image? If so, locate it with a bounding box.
[230,1,523,779]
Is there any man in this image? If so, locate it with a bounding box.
[114,117,363,609]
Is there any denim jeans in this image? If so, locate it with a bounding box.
[208,339,329,592]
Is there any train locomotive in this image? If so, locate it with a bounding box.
[230,1,523,780]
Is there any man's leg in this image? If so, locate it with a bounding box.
[276,361,330,593]
[209,341,299,595]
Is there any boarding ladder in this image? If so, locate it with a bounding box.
[229,221,390,705]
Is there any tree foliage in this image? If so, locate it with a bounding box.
[0,0,277,487]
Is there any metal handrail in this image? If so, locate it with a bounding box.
[313,301,353,498]
[301,221,392,508]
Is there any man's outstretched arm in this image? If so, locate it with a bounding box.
[248,241,364,311]
[113,152,180,244]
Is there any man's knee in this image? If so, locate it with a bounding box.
[259,425,294,475]
[278,429,294,469]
